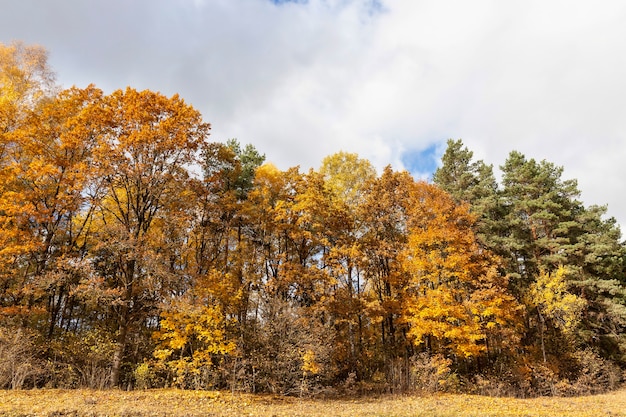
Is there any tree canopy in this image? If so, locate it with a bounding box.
[1,42,625,396]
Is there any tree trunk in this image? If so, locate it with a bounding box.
[538,310,547,363]
[110,320,128,387]
[111,260,134,387]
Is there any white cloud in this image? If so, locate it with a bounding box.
[2,0,626,230]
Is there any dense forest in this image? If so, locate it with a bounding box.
[1,41,625,396]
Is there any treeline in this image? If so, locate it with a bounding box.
[1,42,625,396]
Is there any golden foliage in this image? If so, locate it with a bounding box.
[402,182,522,357]
[301,349,321,375]
[529,266,586,335]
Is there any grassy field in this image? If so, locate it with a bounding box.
[1,388,625,417]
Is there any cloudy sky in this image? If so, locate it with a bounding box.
[2,0,626,231]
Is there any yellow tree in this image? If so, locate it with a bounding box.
[241,163,331,309]
[318,153,375,302]
[319,151,376,208]
[231,163,337,392]
[401,181,521,360]
[358,167,415,365]
[152,140,266,388]
[528,266,586,363]
[319,152,376,376]
[247,164,334,307]
[153,268,237,388]
[86,87,210,386]
[245,163,297,300]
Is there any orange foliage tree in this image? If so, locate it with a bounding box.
[85,87,210,386]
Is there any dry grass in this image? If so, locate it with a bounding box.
[0,388,625,417]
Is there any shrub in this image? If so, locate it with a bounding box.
[0,326,45,389]
[409,353,456,393]
[47,328,116,389]
[133,362,155,389]
[571,349,623,395]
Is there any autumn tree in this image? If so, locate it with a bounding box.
[0,46,101,343]
[357,167,415,374]
[0,41,58,320]
[153,268,237,389]
[226,163,337,392]
[318,152,376,377]
[191,140,265,316]
[84,87,210,386]
[528,266,586,363]
[151,139,266,388]
[319,151,376,208]
[7,86,104,337]
[401,181,521,361]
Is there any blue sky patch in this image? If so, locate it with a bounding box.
[365,0,385,15]
[400,143,442,180]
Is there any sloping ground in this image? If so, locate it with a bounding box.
[0,388,625,416]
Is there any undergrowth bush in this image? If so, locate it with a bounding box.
[465,350,624,398]
[571,349,622,394]
[47,328,116,389]
[0,326,45,389]
[409,353,456,393]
